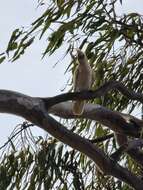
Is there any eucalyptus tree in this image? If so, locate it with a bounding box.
[1,0,143,189]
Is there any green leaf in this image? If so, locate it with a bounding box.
[0,56,6,63]
[7,42,18,52]
[6,29,22,55]
[57,0,65,7]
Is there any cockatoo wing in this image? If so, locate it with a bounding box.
[73,67,80,92]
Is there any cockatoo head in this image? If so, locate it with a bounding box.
[76,49,85,60]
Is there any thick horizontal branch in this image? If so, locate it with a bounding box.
[49,102,143,137]
[0,89,142,189]
[42,81,143,108]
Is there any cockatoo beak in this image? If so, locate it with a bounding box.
[70,49,77,60]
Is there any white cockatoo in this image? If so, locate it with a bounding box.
[72,49,93,115]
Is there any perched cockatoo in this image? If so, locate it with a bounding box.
[72,49,93,115]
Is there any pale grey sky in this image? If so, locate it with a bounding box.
[0,0,70,145]
[0,0,143,146]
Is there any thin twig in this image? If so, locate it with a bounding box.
[89,133,114,143]
[0,122,34,150]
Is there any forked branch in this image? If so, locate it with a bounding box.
[0,82,142,189]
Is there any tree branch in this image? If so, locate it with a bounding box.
[0,89,143,189]
[42,81,143,108]
[49,102,143,166]
[49,102,143,137]
[41,115,143,190]
[111,139,143,166]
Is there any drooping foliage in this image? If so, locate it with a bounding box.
[0,0,143,189]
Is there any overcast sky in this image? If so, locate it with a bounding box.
[0,0,143,146]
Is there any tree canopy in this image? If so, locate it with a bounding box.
[0,0,143,189]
